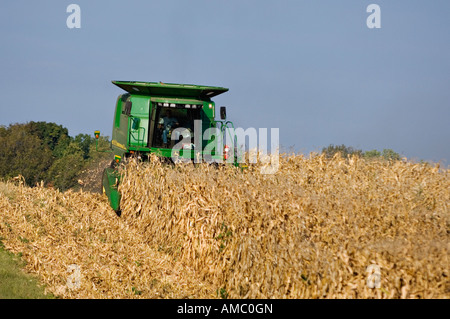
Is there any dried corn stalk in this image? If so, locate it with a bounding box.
[0,153,448,299]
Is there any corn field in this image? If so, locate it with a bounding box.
[0,153,448,298]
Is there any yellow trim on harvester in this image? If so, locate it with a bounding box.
[112,140,127,150]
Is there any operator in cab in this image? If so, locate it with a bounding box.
[161,109,179,148]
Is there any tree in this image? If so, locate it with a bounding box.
[25,121,69,151]
[322,144,362,159]
[47,141,84,191]
[73,133,95,160]
[363,149,381,159]
[381,149,401,161]
[0,124,53,185]
[0,122,110,190]
[363,149,401,161]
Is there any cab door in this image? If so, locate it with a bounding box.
[128,96,150,148]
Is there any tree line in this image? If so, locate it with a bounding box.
[322,144,401,161]
[0,122,111,191]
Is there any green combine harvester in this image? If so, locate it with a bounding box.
[95,80,239,214]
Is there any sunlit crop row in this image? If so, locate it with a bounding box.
[0,154,448,298]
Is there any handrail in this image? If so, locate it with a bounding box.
[214,120,240,165]
[129,126,146,147]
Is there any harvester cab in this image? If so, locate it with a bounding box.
[95,80,239,214]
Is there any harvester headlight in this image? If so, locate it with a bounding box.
[114,155,121,164]
[94,130,100,139]
[182,143,194,150]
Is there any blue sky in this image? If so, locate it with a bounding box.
[1,1,449,163]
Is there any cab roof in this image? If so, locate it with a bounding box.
[112,81,228,99]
